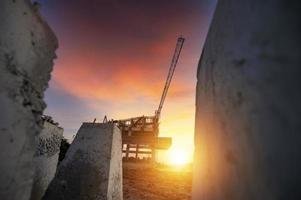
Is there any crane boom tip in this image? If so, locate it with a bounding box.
[178,35,185,41]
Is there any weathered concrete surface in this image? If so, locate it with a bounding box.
[30,116,63,200]
[193,0,301,200]
[0,1,58,200]
[44,123,123,200]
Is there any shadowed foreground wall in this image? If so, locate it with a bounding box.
[193,0,301,199]
[0,1,57,199]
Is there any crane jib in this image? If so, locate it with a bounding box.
[156,36,185,120]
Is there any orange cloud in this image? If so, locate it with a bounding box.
[51,37,193,103]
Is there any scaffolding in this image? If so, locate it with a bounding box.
[113,116,171,161]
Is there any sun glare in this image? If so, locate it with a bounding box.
[168,148,190,166]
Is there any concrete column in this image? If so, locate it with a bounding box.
[193,0,301,199]
[135,144,139,159]
[125,144,130,159]
[43,123,123,200]
[30,117,63,200]
[0,1,57,200]
[151,146,156,162]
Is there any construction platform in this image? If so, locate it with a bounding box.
[112,115,172,161]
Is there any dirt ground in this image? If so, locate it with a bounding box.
[123,165,192,200]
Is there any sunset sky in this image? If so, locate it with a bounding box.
[39,0,216,164]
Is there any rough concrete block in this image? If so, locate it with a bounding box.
[0,1,57,200]
[30,117,63,200]
[43,123,123,200]
[193,0,301,200]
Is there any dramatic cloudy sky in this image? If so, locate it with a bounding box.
[38,0,216,163]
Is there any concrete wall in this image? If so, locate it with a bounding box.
[193,0,301,200]
[0,1,58,200]
[31,117,63,200]
[107,124,123,200]
[43,123,123,200]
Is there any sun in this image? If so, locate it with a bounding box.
[168,148,190,166]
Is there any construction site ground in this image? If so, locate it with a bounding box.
[123,164,192,200]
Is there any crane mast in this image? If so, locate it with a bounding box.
[156,36,185,120]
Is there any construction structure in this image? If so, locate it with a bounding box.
[112,37,185,161]
[116,115,169,161]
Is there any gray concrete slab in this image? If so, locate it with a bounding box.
[31,117,63,200]
[43,123,123,200]
[193,0,301,199]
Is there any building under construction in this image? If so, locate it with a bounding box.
[116,115,171,161]
[111,36,185,162]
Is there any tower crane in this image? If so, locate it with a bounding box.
[110,36,185,161]
[155,36,185,120]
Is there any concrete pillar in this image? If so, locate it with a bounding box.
[193,0,301,199]
[125,144,130,159]
[135,144,139,159]
[151,146,156,162]
[30,116,63,200]
[0,1,57,200]
[43,123,123,200]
